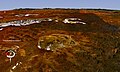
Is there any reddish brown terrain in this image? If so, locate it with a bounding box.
[0,9,120,72]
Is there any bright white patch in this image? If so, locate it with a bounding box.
[63,19,69,23]
[55,20,58,22]
[16,63,19,66]
[63,18,86,24]
[49,18,52,21]
[12,62,22,70]
[46,44,51,50]
[15,15,19,17]
[12,65,16,70]
[46,47,50,50]
[38,45,41,49]
[0,28,3,31]
[25,14,30,17]
[80,22,86,25]
[0,23,10,27]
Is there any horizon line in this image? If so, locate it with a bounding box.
[0,7,120,11]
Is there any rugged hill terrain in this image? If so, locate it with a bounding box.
[0,9,120,72]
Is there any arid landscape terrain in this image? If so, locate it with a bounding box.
[0,8,120,72]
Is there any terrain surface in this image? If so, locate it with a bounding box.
[0,9,120,72]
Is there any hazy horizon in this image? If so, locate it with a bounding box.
[0,0,120,10]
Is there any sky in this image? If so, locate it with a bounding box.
[0,0,120,10]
